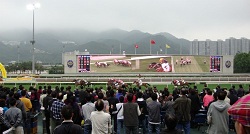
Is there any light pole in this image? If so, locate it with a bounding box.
[27,3,40,74]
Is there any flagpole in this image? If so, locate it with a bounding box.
[150,40,151,55]
[120,44,121,54]
[135,47,136,54]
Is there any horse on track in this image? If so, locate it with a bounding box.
[133,81,150,88]
[73,79,91,87]
[107,79,131,89]
[172,79,189,86]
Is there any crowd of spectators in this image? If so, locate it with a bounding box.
[0,84,249,134]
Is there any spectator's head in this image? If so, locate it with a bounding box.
[60,87,64,91]
[61,105,73,120]
[109,90,115,97]
[127,93,133,102]
[85,93,92,102]
[14,93,20,100]
[42,90,46,94]
[21,90,26,97]
[47,89,52,95]
[98,92,104,99]
[207,89,212,95]
[167,96,173,101]
[239,85,243,88]
[57,92,64,100]
[190,89,196,95]
[9,91,14,98]
[181,88,187,95]
[118,89,122,93]
[19,85,24,90]
[9,98,17,107]
[136,92,143,99]
[119,96,124,103]
[95,99,104,111]
[213,92,218,101]
[51,91,57,98]
[151,93,158,101]
[217,91,227,100]
[165,114,178,130]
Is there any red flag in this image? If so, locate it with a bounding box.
[135,44,139,48]
[150,40,156,45]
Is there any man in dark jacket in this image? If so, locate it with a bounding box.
[147,93,161,134]
[53,105,83,134]
[123,93,141,134]
[108,90,119,133]
[173,88,191,134]
[188,89,201,127]
[228,89,238,105]
[137,91,148,134]
[237,85,245,98]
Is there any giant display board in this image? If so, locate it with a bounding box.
[64,53,233,73]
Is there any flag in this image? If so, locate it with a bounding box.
[135,44,139,48]
[166,44,171,48]
[150,40,156,45]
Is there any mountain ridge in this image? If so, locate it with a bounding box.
[0,29,191,64]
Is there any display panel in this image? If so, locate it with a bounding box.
[77,55,90,72]
[66,55,224,73]
[210,56,222,72]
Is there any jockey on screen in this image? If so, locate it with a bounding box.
[159,58,171,72]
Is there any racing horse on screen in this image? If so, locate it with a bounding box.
[95,62,110,68]
[148,62,162,70]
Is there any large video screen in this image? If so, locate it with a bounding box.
[86,55,222,73]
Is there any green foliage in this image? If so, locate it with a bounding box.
[5,61,45,74]
[234,52,250,73]
[49,65,64,74]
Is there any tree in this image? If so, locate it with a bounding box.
[49,65,64,74]
[234,52,250,73]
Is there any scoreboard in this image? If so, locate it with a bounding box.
[77,55,90,72]
[210,56,222,72]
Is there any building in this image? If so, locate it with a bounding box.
[191,38,250,55]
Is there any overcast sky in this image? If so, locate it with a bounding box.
[1,0,250,40]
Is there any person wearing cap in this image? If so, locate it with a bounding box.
[228,94,250,134]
